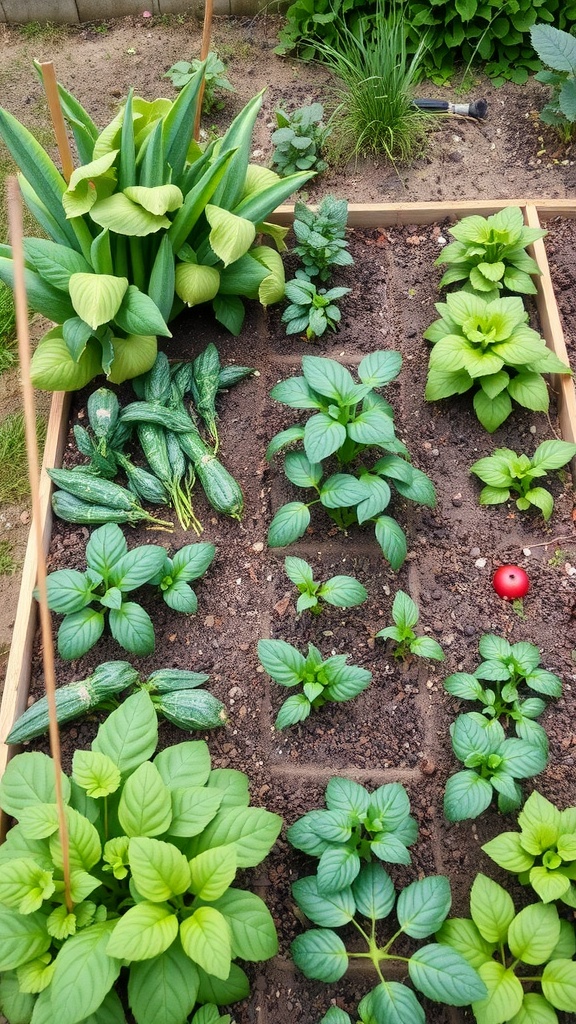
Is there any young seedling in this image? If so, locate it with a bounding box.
[271,102,331,176]
[41,523,215,658]
[257,639,371,730]
[164,51,235,112]
[443,633,561,743]
[281,277,350,340]
[470,439,576,520]
[375,590,444,662]
[444,712,549,822]
[287,777,418,889]
[437,872,576,1024]
[267,352,436,569]
[434,206,546,297]
[482,790,576,908]
[284,555,367,615]
[424,293,571,433]
[292,195,354,283]
[291,862,486,1022]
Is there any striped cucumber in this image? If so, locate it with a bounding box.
[87,388,120,439]
[117,453,169,505]
[143,351,172,405]
[177,430,243,520]
[218,364,254,389]
[146,668,210,692]
[120,402,195,433]
[152,689,228,730]
[52,490,173,528]
[6,661,139,744]
[48,468,143,511]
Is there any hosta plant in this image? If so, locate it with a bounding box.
[531,23,576,143]
[287,777,418,892]
[424,292,571,432]
[0,68,312,390]
[375,590,444,662]
[434,207,546,297]
[164,52,235,112]
[281,278,351,340]
[283,555,367,615]
[291,863,486,1023]
[470,439,576,521]
[443,633,562,744]
[444,713,549,822]
[257,640,371,730]
[41,522,215,658]
[292,195,353,283]
[0,691,282,1024]
[271,103,331,176]
[266,352,436,568]
[437,872,576,1024]
[6,661,227,745]
[482,790,576,908]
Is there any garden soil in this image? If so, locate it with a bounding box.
[1,12,576,1024]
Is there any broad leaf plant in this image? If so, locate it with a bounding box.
[470,439,576,521]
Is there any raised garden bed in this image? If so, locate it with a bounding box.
[1,199,576,1024]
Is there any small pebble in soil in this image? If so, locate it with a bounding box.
[252,541,264,552]
[470,547,481,557]
[452,494,462,506]
[475,558,487,568]
[464,625,476,636]
[523,547,532,556]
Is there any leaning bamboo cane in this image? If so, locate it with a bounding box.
[39,61,75,183]
[193,0,214,142]
[7,177,73,912]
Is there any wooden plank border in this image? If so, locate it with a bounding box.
[1,198,575,833]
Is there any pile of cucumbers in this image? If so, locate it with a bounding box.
[50,345,253,532]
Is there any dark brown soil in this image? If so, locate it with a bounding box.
[22,223,576,1024]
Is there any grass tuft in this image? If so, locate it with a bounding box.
[311,1,434,165]
[0,283,16,375]
[0,540,18,576]
[0,412,46,505]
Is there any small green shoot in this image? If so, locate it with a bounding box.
[258,639,371,729]
[292,195,353,283]
[375,590,444,662]
[0,413,45,504]
[164,51,235,112]
[284,555,367,615]
[0,283,16,373]
[0,540,17,576]
[282,278,351,340]
[470,440,576,520]
[271,103,331,176]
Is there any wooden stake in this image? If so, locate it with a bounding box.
[38,61,75,183]
[7,177,73,912]
[193,0,214,142]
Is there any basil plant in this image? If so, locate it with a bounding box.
[0,65,312,391]
[0,690,282,1024]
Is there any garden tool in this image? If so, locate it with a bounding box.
[412,98,488,118]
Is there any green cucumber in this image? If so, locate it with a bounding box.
[52,490,173,528]
[177,430,243,520]
[48,468,142,511]
[218,364,254,389]
[87,388,120,439]
[146,668,210,692]
[153,689,228,730]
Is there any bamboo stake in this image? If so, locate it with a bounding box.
[38,61,75,183]
[193,0,214,142]
[7,177,73,912]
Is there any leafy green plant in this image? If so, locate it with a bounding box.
[292,195,353,283]
[275,0,576,86]
[470,439,576,520]
[375,590,444,662]
[0,68,312,391]
[482,790,576,908]
[0,540,17,577]
[444,713,549,822]
[424,292,571,433]
[257,639,371,730]
[307,0,433,163]
[287,778,418,887]
[0,282,16,373]
[283,555,367,615]
[0,412,45,504]
[0,690,281,1024]
[437,872,576,1024]
[41,522,215,658]
[266,352,436,568]
[443,634,562,745]
[291,862,486,1022]
[164,52,235,112]
[282,278,350,340]
[531,22,576,142]
[271,103,331,176]
[6,660,228,745]
[435,207,546,297]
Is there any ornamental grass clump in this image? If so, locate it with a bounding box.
[0,691,282,1024]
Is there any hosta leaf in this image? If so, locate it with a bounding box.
[179,906,231,980]
[473,961,524,1024]
[206,889,278,961]
[187,805,282,868]
[205,205,255,267]
[129,837,190,902]
[396,876,451,938]
[0,752,70,819]
[508,902,561,965]
[90,194,171,235]
[470,874,515,944]
[409,943,487,1005]
[123,184,183,215]
[68,273,128,331]
[107,903,179,961]
[188,845,237,901]
[290,929,348,982]
[175,262,220,306]
[114,285,171,338]
[31,330,103,392]
[541,959,576,1012]
[436,918,495,970]
[168,786,224,838]
[92,689,158,774]
[153,741,211,789]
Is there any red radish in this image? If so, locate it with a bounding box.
[492,564,530,601]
